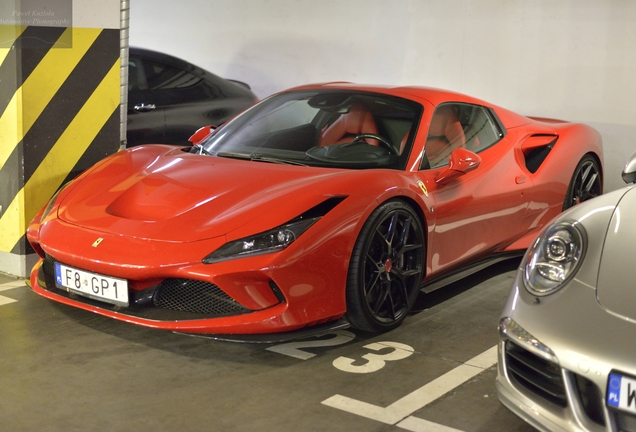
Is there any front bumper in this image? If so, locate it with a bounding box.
[28,213,351,335]
[496,337,607,432]
[30,250,346,335]
[496,274,636,431]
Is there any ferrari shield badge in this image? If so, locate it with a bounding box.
[416,180,429,197]
[92,238,104,248]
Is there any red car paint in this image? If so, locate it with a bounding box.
[27,83,603,335]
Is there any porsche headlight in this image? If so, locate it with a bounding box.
[202,218,319,264]
[523,221,586,296]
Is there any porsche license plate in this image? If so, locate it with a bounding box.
[55,263,129,306]
[607,372,636,414]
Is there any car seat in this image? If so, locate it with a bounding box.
[319,102,379,147]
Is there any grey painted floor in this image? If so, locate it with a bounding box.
[0,260,536,432]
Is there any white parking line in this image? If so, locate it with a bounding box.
[322,345,497,429]
[397,416,464,432]
[0,280,27,306]
[0,280,27,291]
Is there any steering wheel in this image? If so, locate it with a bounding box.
[353,133,400,155]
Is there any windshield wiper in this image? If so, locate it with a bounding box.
[216,151,252,159]
[249,154,307,166]
[215,151,307,166]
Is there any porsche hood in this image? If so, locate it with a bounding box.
[595,185,636,321]
[56,146,349,242]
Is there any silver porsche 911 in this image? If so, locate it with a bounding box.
[496,153,636,432]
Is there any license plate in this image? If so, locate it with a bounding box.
[607,372,636,414]
[55,263,129,306]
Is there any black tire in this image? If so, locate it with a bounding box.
[562,155,602,211]
[346,200,425,332]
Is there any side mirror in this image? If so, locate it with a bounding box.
[622,151,636,184]
[435,148,481,185]
[188,125,217,146]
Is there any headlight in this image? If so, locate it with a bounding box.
[202,218,319,264]
[523,221,586,296]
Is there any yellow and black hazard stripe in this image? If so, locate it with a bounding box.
[0,26,120,256]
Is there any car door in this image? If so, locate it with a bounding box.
[128,56,235,147]
[127,55,168,146]
[417,103,535,275]
[159,75,229,145]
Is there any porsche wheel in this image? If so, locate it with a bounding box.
[346,200,425,332]
[562,155,602,210]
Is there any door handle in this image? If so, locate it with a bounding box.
[133,103,156,112]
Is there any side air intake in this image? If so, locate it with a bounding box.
[521,134,558,173]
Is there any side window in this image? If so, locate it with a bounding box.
[424,104,466,168]
[128,57,144,91]
[459,104,503,153]
[143,59,202,90]
[422,103,504,169]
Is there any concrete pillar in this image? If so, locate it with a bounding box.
[0,0,125,277]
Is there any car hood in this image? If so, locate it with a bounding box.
[57,146,351,242]
[596,185,636,321]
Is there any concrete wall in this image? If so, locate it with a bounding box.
[0,0,121,277]
[130,0,636,193]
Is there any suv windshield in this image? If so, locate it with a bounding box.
[198,90,422,169]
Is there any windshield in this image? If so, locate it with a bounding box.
[197,90,423,169]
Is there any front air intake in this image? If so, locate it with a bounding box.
[153,278,251,316]
[505,340,567,407]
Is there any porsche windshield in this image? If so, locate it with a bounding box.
[198,90,422,169]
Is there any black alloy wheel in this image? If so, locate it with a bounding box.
[346,200,425,332]
[563,155,603,210]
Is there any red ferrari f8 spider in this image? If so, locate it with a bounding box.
[27,83,603,336]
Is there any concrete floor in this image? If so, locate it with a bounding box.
[0,260,536,432]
